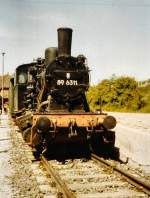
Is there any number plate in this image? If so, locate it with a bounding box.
[57,80,78,86]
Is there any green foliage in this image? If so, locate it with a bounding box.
[87,76,150,112]
[138,85,150,113]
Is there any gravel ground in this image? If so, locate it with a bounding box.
[0,115,12,197]
[8,124,45,198]
[0,115,45,198]
[50,159,149,197]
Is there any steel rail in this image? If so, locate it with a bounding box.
[41,155,76,198]
[91,153,150,196]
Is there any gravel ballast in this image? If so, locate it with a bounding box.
[8,124,45,198]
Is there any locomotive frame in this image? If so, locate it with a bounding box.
[10,27,116,160]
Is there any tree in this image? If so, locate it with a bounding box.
[87,76,143,112]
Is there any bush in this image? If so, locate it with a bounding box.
[86,76,149,113]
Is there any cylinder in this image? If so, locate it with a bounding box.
[57,27,73,57]
[45,47,58,66]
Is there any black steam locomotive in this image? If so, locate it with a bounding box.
[10,27,116,159]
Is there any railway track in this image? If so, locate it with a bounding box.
[41,154,150,198]
[11,121,150,197]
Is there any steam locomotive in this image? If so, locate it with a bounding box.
[10,27,116,159]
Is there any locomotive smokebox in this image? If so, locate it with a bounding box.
[57,27,73,57]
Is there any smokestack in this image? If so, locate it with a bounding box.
[57,27,73,57]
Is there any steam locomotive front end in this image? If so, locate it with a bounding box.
[44,27,89,111]
[29,27,116,159]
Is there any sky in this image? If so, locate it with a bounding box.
[0,0,150,84]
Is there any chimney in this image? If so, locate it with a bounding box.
[57,27,73,57]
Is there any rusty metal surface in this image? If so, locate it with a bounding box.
[41,155,76,198]
[32,113,116,129]
[16,112,32,131]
